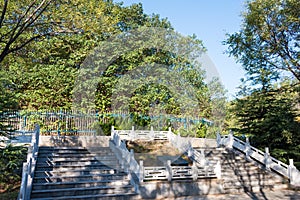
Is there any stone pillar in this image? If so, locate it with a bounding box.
[264,147,270,170]
[245,137,250,160]
[139,160,144,182]
[192,161,198,181]
[227,131,234,149]
[166,160,172,181]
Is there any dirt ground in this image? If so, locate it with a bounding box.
[126,140,189,166]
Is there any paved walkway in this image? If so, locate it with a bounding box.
[168,189,300,200]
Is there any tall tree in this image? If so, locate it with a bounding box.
[225,0,300,82]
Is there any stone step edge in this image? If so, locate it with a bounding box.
[32,179,131,187]
[31,185,134,194]
[33,173,129,180]
[31,192,138,200]
[34,168,122,173]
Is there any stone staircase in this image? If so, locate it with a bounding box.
[30,145,138,200]
[195,147,290,194]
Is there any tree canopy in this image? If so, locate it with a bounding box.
[0,0,227,135]
[225,0,300,166]
[225,0,300,83]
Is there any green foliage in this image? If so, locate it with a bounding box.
[225,0,300,165]
[0,0,228,137]
[225,0,300,82]
[230,81,300,165]
[0,145,27,188]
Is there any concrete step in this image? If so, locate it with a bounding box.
[35,159,119,166]
[31,192,139,200]
[32,179,131,190]
[37,156,117,163]
[33,174,129,183]
[223,179,289,188]
[35,163,121,171]
[34,169,125,177]
[30,185,135,198]
[37,152,115,157]
[223,182,289,194]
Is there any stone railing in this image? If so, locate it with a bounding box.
[111,127,221,184]
[18,125,40,200]
[111,130,140,193]
[217,132,300,186]
[186,147,221,179]
[113,126,168,141]
[139,159,218,182]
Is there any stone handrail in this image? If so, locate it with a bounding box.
[217,132,300,186]
[140,160,199,181]
[167,128,191,152]
[111,129,140,192]
[113,126,168,141]
[112,126,222,182]
[18,124,40,200]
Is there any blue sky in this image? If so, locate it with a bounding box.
[115,0,247,98]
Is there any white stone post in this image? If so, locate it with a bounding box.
[121,153,126,171]
[227,131,234,149]
[168,127,172,141]
[188,148,193,158]
[200,149,206,166]
[166,160,172,181]
[216,132,221,147]
[131,126,135,140]
[214,160,221,179]
[264,147,270,170]
[150,126,154,139]
[111,126,114,139]
[192,161,198,181]
[245,137,250,160]
[139,160,144,182]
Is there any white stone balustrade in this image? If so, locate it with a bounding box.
[217,132,300,187]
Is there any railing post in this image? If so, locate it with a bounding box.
[287,159,300,186]
[167,127,172,140]
[131,126,135,140]
[166,160,172,181]
[216,132,221,147]
[188,148,193,158]
[130,149,134,172]
[200,149,206,166]
[192,161,198,181]
[121,153,126,171]
[19,162,28,200]
[150,126,154,139]
[111,126,114,139]
[264,147,270,170]
[227,131,233,149]
[214,160,221,179]
[139,160,144,182]
[245,137,250,160]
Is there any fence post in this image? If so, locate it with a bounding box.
[245,137,250,160]
[192,161,198,181]
[139,160,144,182]
[166,160,172,181]
[167,127,172,140]
[200,149,206,166]
[287,159,300,186]
[131,126,135,140]
[188,148,193,158]
[216,132,221,147]
[264,147,270,170]
[214,160,221,179]
[130,149,134,172]
[111,126,114,139]
[227,131,233,149]
[150,126,154,139]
